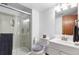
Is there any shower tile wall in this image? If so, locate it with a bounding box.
[0,12,14,33]
[13,13,31,51]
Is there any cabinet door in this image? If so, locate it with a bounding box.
[47,47,60,55]
[59,51,69,55]
[47,42,60,55]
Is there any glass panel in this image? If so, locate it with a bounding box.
[14,13,31,51]
[0,12,14,33]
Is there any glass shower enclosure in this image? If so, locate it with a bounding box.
[13,13,32,55]
[0,4,32,55]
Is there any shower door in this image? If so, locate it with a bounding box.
[22,15,31,50]
[14,13,31,53]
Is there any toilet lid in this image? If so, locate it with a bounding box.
[33,44,43,52]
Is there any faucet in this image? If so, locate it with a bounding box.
[62,37,67,41]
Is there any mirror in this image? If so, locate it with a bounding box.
[55,3,78,35]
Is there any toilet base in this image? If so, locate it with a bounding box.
[45,53,49,55]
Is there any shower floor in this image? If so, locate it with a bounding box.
[12,47,45,55]
[12,47,30,55]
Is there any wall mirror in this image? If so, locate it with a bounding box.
[55,3,78,35]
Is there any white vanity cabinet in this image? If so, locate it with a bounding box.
[46,47,60,55]
[47,41,79,55]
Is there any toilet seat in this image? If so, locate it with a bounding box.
[33,44,43,51]
[31,45,45,55]
[30,38,49,55]
[31,43,45,55]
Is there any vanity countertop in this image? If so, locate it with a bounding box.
[48,38,79,49]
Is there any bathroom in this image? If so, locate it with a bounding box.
[0,3,79,55]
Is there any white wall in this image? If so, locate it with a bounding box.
[32,9,39,45]
[55,15,62,35]
[39,8,55,38]
[39,7,74,40]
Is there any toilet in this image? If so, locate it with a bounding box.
[30,38,48,55]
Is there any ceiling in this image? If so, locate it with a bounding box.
[20,3,77,16]
[20,3,57,11]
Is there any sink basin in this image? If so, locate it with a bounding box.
[49,37,74,46]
